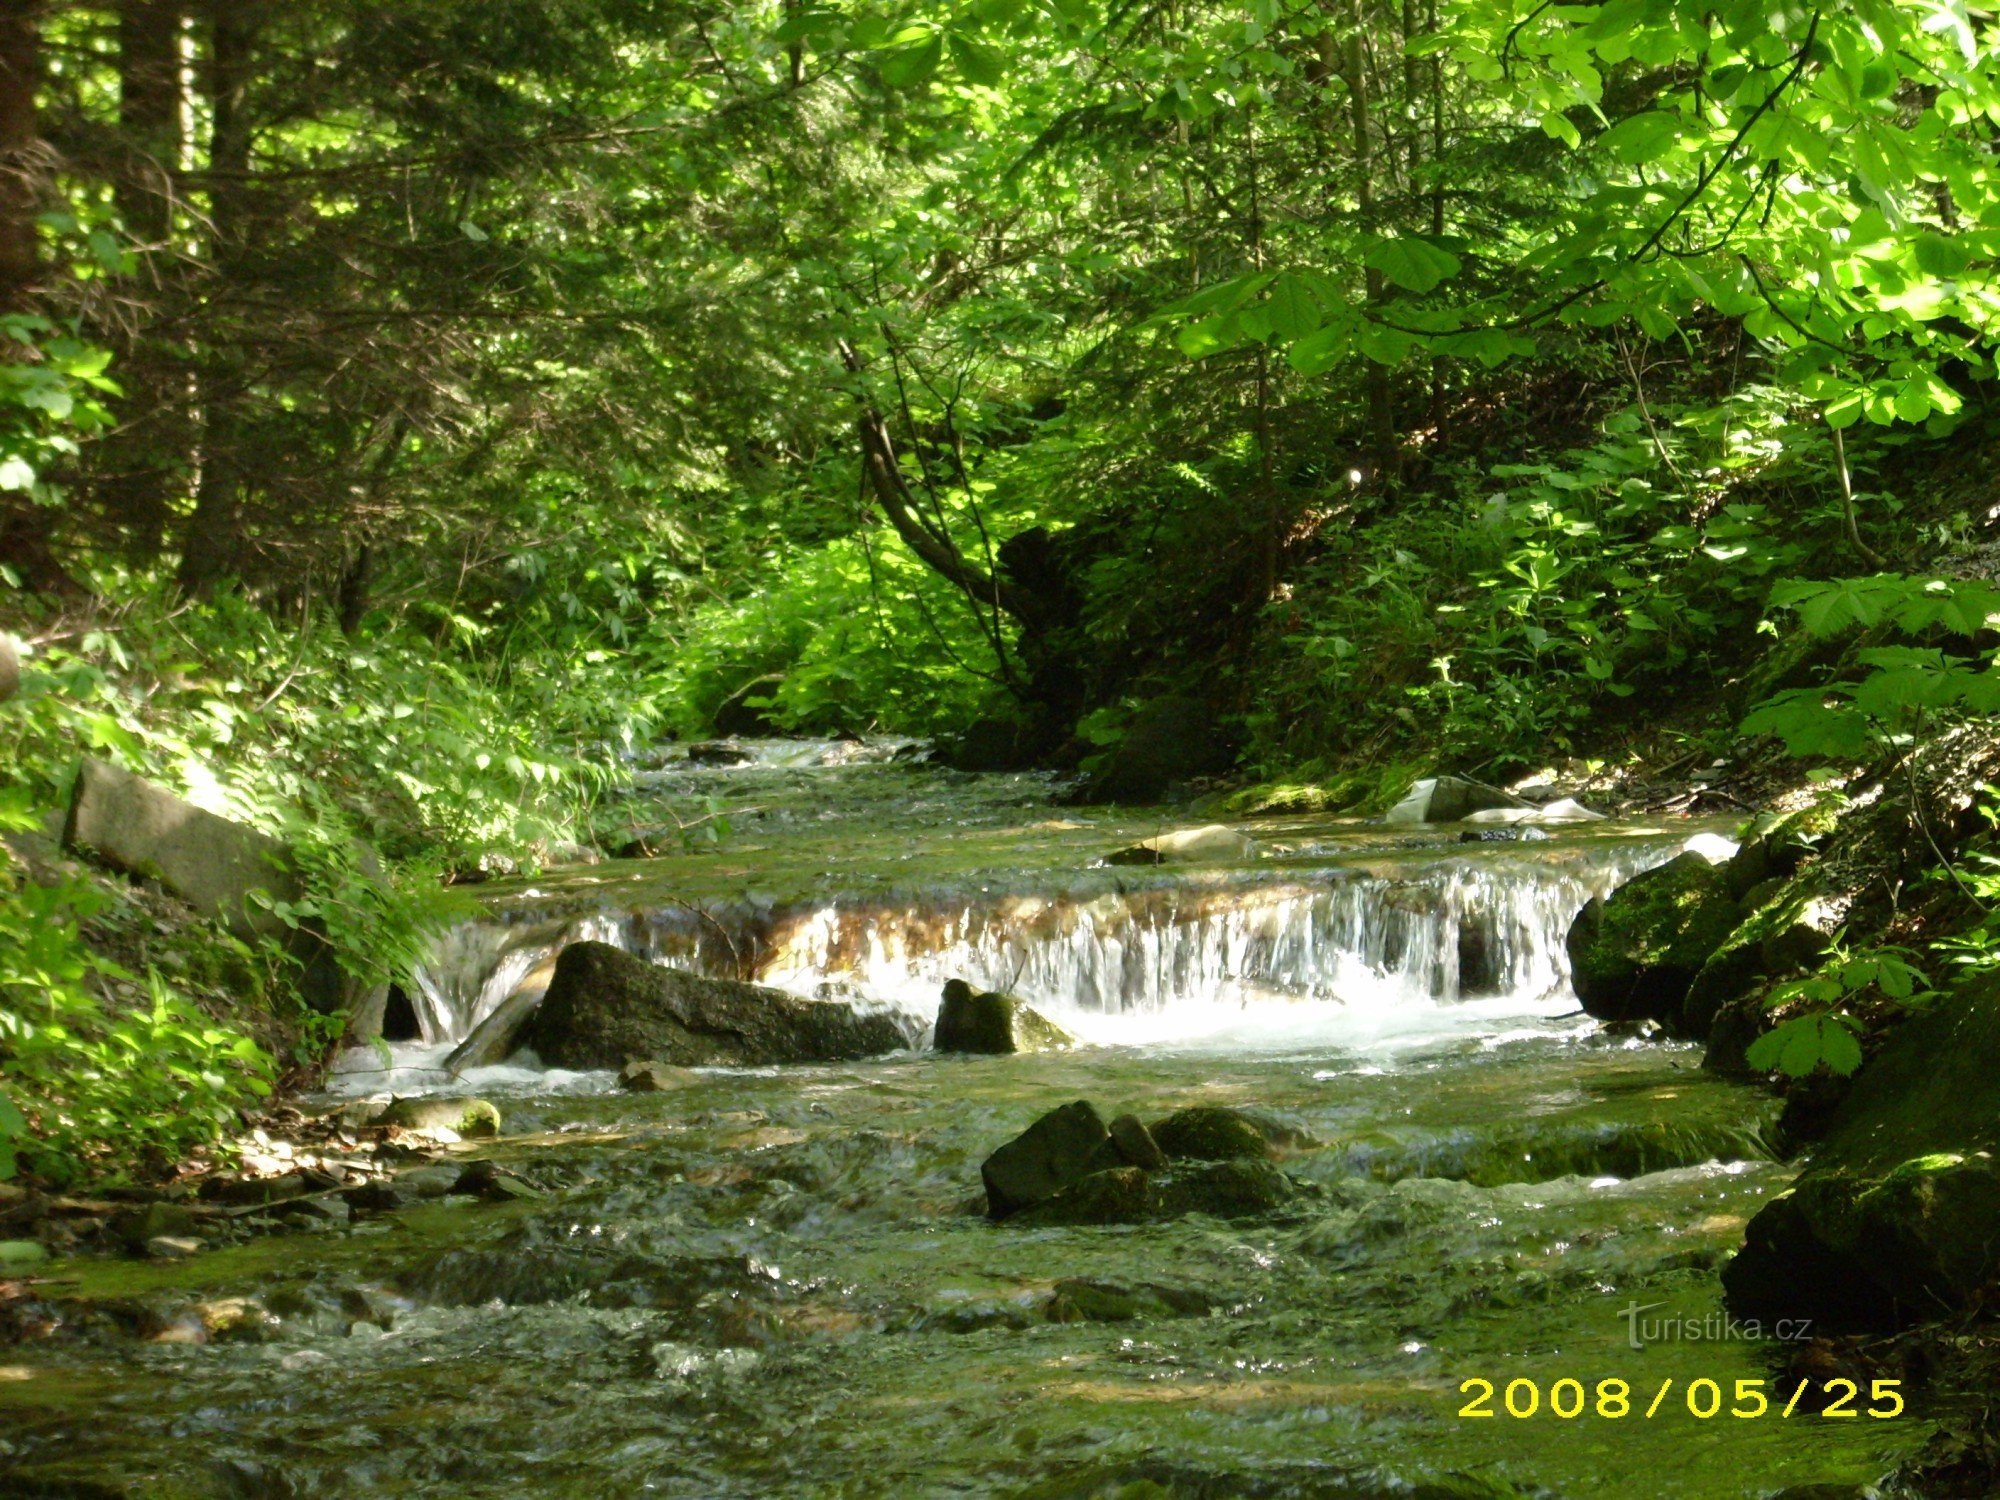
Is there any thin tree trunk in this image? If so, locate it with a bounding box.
[177,1,258,595]
[117,0,181,245]
[104,0,187,550]
[1346,0,1398,482]
[0,0,40,313]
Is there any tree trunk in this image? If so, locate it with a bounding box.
[1346,0,1399,483]
[176,0,258,595]
[0,0,40,313]
[101,0,188,551]
[117,0,181,245]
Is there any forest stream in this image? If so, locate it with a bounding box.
[0,746,1938,1496]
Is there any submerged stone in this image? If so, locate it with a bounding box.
[981,1100,1120,1218]
[379,1096,502,1138]
[1102,824,1258,865]
[519,940,907,1070]
[621,1058,701,1091]
[933,979,1075,1055]
[1044,1277,1214,1323]
[1150,1106,1273,1162]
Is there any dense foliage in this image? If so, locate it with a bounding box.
[8,0,2000,1163]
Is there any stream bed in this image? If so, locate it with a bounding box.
[0,746,1935,1496]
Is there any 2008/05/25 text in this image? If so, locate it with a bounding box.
[1457,1377,1905,1421]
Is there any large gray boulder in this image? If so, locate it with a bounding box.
[1382,776,1528,825]
[516,940,908,1070]
[64,756,301,942]
[933,979,1075,1055]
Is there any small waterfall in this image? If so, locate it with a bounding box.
[407,836,1689,1047]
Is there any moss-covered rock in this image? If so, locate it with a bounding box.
[1156,1158,1298,1218]
[1009,1165,1159,1226]
[981,1100,1122,1218]
[1725,980,2000,1329]
[1150,1106,1273,1162]
[932,979,1075,1055]
[379,1096,502,1138]
[1566,851,1742,1027]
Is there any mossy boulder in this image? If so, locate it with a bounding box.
[1007,1159,1298,1226]
[933,979,1075,1055]
[379,1096,502,1138]
[1009,1165,1160,1226]
[1157,1158,1297,1218]
[1725,980,2000,1330]
[1566,851,1741,1027]
[1150,1106,1274,1163]
[981,1101,1122,1218]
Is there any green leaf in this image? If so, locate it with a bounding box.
[947,33,1005,86]
[1596,111,1681,165]
[1363,235,1462,294]
[880,32,944,87]
[1264,273,1323,341]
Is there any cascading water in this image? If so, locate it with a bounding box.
[403,828,1696,1059]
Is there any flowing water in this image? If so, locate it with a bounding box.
[0,746,1935,1496]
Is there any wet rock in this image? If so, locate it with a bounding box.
[1009,1166,1158,1226]
[343,1179,419,1213]
[687,739,754,766]
[1078,695,1237,805]
[1458,826,1551,844]
[1044,1277,1214,1323]
[378,1096,502,1138]
[339,1284,409,1331]
[981,1100,1121,1219]
[520,940,908,1070]
[113,1201,199,1251]
[453,1159,542,1201]
[1727,981,2000,1331]
[1157,1158,1298,1218]
[1383,775,1527,825]
[0,1239,48,1267]
[394,1163,466,1199]
[145,1235,203,1259]
[275,1194,351,1227]
[1566,851,1741,1028]
[712,672,784,737]
[1150,1106,1273,1163]
[1464,796,1605,826]
[195,1296,278,1342]
[444,981,549,1073]
[1107,1113,1167,1171]
[621,1058,700,1091]
[933,979,1075,1055]
[1103,824,1258,865]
